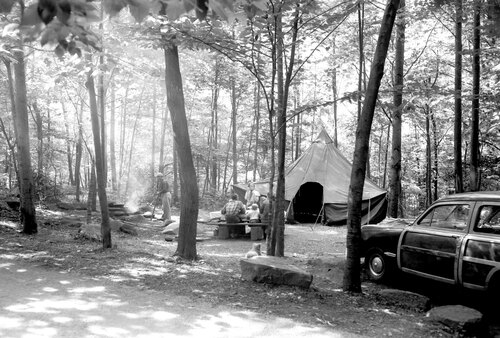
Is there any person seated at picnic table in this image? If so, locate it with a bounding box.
[246,203,261,223]
[221,194,246,223]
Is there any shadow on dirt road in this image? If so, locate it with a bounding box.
[0,260,363,338]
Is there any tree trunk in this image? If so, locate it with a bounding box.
[33,102,43,178]
[454,0,464,193]
[99,9,107,186]
[388,0,405,218]
[87,162,96,223]
[164,43,199,260]
[75,100,83,202]
[425,106,432,207]
[331,38,339,148]
[159,102,168,173]
[110,83,117,192]
[231,78,238,185]
[431,113,439,202]
[357,1,365,120]
[118,88,128,195]
[61,101,75,186]
[86,71,112,249]
[382,123,390,188]
[173,138,179,205]
[470,1,480,191]
[270,3,299,257]
[342,0,400,293]
[253,81,260,181]
[13,46,37,234]
[3,60,20,190]
[151,84,157,188]
[209,62,220,190]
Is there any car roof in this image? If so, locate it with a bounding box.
[437,191,500,203]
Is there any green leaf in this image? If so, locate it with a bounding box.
[0,0,15,13]
[163,0,194,20]
[103,0,128,17]
[54,44,66,58]
[21,4,42,26]
[128,0,151,21]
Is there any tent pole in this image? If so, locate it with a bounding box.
[312,203,325,230]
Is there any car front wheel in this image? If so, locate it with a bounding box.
[366,248,387,282]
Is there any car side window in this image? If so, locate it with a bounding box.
[417,204,469,230]
[474,205,500,235]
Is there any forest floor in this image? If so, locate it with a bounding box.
[0,202,490,337]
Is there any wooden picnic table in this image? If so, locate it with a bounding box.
[206,221,268,240]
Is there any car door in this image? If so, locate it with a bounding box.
[460,202,500,291]
[397,202,471,284]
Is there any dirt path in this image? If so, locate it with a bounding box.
[0,259,362,338]
[0,208,455,337]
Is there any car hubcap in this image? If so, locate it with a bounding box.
[370,256,383,275]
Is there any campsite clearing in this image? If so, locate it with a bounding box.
[233,129,387,225]
[0,207,458,337]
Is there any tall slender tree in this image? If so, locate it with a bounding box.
[388,0,405,218]
[470,0,481,191]
[13,24,37,234]
[86,65,111,249]
[343,0,401,292]
[454,0,464,193]
[164,41,199,260]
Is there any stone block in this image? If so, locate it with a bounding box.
[119,223,138,236]
[426,305,483,333]
[240,256,313,289]
[76,224,102,242]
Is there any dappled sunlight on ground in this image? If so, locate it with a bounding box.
[0,261,349,338]
[0,220,18,229]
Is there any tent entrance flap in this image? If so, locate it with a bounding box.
[291,182,324,223]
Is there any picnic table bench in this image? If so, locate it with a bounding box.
[206,221,268,240]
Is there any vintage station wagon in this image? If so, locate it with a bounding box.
[361,191,500,297]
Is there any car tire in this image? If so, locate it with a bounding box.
[366,248,387,282]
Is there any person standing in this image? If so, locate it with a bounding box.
[156,173,172,222]
[260,195,271,239]
[244,182,261,208]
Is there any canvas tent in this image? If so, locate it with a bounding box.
[233,129,387,225]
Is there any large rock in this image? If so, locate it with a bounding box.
[375,289,430,312]
[426,305,483,333]
[76,224,102,242]
[240,256,313,289]
[162,222,180,234]
[119,223,138,236]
